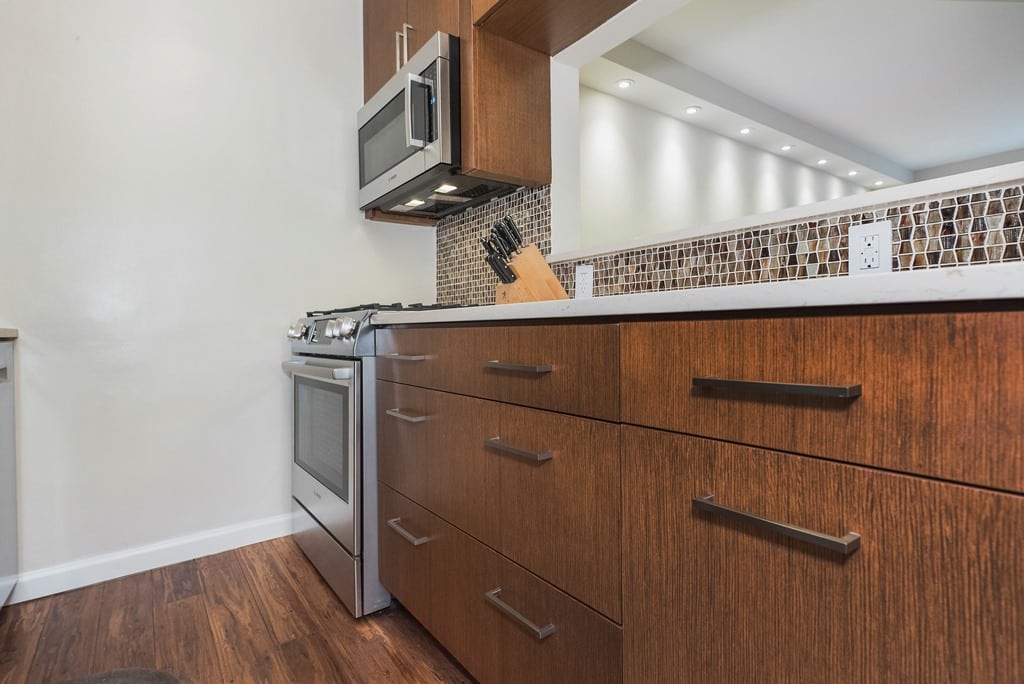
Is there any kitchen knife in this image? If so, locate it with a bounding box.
[501,216,524,250]
[484,253,506,281]
[488,253,516,283]
[490,229,513,259]
[493,220,520,255]
[481,236,497,256]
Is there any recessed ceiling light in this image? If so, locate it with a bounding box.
[848,170,858,177]
[616,79,634,89]
[780,145,794,152]
[404,199,426,207]
[435,184,458,194]
[873,180,885,187]
[817,159,828,165]
[739,127,752,135]
[684,105,701,115]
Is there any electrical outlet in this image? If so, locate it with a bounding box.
[574,264,594,298]
[848,220,893,275]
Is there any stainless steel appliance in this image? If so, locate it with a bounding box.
[357,32,517,219]
[283,305,391,618]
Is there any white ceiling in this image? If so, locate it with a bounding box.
[581,0,1024,186]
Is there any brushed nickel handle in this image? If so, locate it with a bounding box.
[484,588,555,640]
[693,494,861,555]
[484,437,553,463]
[693,376,862,399]
[484,360,553,374]
[395,31,402,71]
[387,518,430,546]
[0,364,7,383]
[382,353,427,362]
[385,408,427,423]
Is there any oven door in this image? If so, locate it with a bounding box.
[283,357,360,555]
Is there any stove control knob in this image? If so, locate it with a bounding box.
[337,317,358,338]
[287,323,307,340]
[323,319,339,339]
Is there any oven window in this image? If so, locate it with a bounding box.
[294,375,350,503]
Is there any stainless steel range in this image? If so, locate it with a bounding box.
[282,304,392,618]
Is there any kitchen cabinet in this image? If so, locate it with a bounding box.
[623,427,1024,682]
[363,0,460,101]
[472,0,636,56]
[378,484,435,630]
[0,340,16,611]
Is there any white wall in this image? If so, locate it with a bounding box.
[0,0,436,594]
[579,87,864,248]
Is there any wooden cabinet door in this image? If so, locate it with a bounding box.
[427,390,501,546]
[496,404,621,621]
[405,0,460,57]
[376,381,431,505]
[363,0,407,100]
[623,426,1024,683]
[621,312,1024,493]
[378,484,436,630]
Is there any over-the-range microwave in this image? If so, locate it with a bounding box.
[357,32,517,220]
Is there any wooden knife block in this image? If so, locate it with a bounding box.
[495,244,569,304]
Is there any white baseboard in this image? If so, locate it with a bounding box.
[7,512,294,604]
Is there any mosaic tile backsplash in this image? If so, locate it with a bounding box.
[435,180,1023,304]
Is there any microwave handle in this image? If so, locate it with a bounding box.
[405,73,433,149]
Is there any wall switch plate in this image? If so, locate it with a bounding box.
[848,220,893,275]
[574,264,594,298]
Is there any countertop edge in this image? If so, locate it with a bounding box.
[373,262,1024,325]
[0,329,18,340]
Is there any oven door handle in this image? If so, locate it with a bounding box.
[281,361,353,381]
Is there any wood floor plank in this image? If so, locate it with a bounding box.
[154,594,224,684]
[91,571,158,673]
[24,582,104,684]
[159,559,202,604]
[0,599,51,684]
[280,632,353,683]
[195,550,291,683]
[237,540,320,644]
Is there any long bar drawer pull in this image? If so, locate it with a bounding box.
[387,518,430,546]
[484,360,553,374]
[692,376,862,399]
[692,494,861,555]
[385,408,428,423]
[382,353,427,362]
[484,437,553,463]
[484,588,556,640]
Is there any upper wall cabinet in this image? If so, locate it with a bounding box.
[363,0,460,101]
[471,0,636,55]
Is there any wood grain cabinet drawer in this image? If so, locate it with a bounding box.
[431,518,622,684]
[621,311,1024,492]
[623,426,1024,683]
[378,484,435,632]
[377,324,620,420]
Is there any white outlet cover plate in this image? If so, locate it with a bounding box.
[848,220,893,275]
[575,264,594,298]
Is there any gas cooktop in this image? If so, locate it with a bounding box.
[305,302,471,317]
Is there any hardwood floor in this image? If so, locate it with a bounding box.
[0,537,473,683]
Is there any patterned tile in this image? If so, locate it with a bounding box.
[436,181,1024,304]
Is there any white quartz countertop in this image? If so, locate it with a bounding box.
[0,329,17,340]
[373,262,1024,325]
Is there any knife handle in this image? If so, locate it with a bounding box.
[502,216,523,248]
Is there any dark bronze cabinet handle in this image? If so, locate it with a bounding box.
[484,437,553,463]
[484,360,553,374]
[693,376,862,399]
[484,587,556,639]
[692,494,861,555]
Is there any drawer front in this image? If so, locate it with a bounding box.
[621,312,1024,492]
[376,381,431,505]
[427,390,501,546]
[623,427,1024,683]
[495,404,622,622]
[376,327,502,398]
[378,485,435,630]
[378,324,620,419]
[432,518,622,684]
